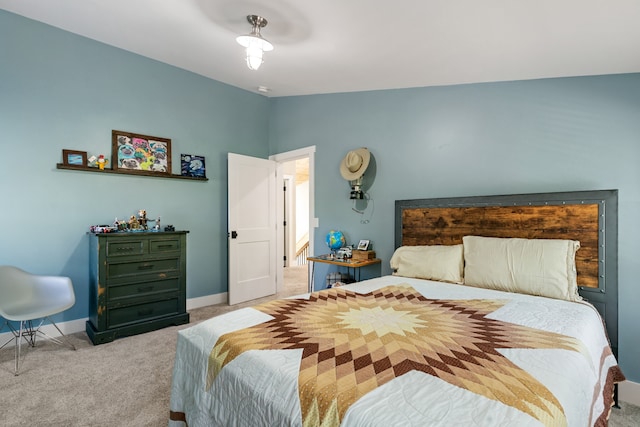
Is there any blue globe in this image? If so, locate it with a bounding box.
[326,230,346,251]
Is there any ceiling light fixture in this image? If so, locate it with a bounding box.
[236,15,273,71]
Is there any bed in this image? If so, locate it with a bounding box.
[169,189,624,426]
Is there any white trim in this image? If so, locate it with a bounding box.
[619,380,640,406]
[270,145,316,162]
[275,161,285,293]
[283,174,293,269]
[0,293,230,347]
[0,317,87,348]
[186,292,228,310]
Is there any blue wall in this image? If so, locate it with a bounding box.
[0,10,270,322]
[2,10,639,383]
[269,76,640,382]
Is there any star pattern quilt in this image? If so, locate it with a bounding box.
[170,276,623,427]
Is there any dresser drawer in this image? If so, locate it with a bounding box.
[106,258,180,279]
[106,239,147,257]
[150,238,181,254]
[108,278,181,302]
[107,298,180,329]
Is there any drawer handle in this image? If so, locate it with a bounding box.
[157,244,174,249]
[117,247,135,252]
[138,308,154,316]
[137,285,154,292]
[137,264,154,270]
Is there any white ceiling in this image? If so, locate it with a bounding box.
[2,0,639,97]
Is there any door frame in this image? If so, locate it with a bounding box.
[270,145,317,293]
[282,174,293,268]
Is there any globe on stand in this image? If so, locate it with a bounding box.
[325,230,346,257]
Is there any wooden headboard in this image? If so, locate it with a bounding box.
[395,190,618,353]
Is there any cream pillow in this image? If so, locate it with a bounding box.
[390,245,464,284]
[462,236,581,301]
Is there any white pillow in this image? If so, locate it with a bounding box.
[462,236,581,301]
[390,245,464,284]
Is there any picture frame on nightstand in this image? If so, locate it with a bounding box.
[357,239,370,251]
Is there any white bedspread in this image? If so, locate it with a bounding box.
[169,276,620,427]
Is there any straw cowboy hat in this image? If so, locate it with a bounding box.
[340,148,370,181]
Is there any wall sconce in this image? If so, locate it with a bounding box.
[236,15,274,71]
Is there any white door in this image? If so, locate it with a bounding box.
[228,153,277,305]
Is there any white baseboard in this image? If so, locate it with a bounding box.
[619,380,640,406]
[0,317,87,348]
[186,292,228,310]
[1,293,230,347]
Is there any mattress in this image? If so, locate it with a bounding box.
[169,276,623,426]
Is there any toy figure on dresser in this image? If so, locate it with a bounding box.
[89,225,116,233]
[128,215,140,230]
[154,217,161,231]
[113,217,128,231]
[138,209,148,230]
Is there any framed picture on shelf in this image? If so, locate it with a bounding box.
[62,149,87,167]
[111,130,171,174]
[357,239,370,250]
[180,154,206,178]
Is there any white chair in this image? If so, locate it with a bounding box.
[0,266,76,375]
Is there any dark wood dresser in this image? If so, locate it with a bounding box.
[86,231,189,344]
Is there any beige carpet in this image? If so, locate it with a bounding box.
[0,270,638,426]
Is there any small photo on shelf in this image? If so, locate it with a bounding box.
[62,149,87,167]
[180,154,206,178]
[357,239,370,250]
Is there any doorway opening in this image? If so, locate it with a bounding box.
[282,157,309,295]
[271,146,316,296]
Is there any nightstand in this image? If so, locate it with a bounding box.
[307,254,381,290]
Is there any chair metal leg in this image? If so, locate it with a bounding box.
[0,321,23,375]
[22,320,38,346]
[39,317,76,351]
[1,318,76,375]
[16,321,23,375]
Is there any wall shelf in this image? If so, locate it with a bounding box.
[56,164,208,181]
